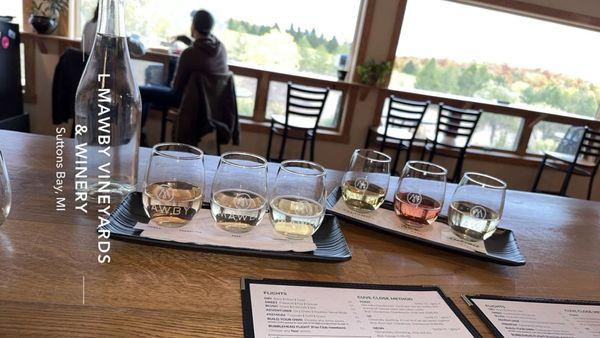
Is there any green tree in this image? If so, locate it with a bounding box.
[415,59,443,91]
[326,36,339,53]
[402,60,418,75]
[457,64,491,96]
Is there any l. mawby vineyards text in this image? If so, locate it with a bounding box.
[74,72,113,264]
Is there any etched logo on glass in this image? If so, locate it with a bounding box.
[234,192,254,209]
[407,192,422,205]
[156,184,174,202]
[470,205,487,219]
[354,177,369,191]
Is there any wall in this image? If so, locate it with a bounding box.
[21,0,600,201]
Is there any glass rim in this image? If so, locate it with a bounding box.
[220,151,268,169]
[280,160,326,177]
[354,148,392,163]
[152,142,204,160]
[405,160,448,176]
[463,172,507,189]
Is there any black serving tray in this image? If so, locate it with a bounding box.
[103,192,352,262]
[327,188,525,266]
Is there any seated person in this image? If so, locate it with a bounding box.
[139,9,229,144]
[82,3,146,57]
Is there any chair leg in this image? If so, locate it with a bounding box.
[420,139,428,161]
[531,155,547,192]
[300,132,308,160]
[310,133,317,162]
[160,107,168,142]
[216,132,222,156]
[278,127,289,162]
[266,120,275,161]
[587,175,595,200]
[428,142,436,163]
[393,145,402,175]
[453,150,466,183]
[364,129,371,148]
[588,175,596,201]
[559,163,576,197]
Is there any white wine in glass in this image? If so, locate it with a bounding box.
[211,152,268,234]
[142,143,205,228]
[269,160,327,239]
[341,149,391,213]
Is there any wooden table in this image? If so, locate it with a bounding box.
[0,130,599,337]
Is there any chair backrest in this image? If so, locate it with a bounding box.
[556,126,585,154]
[285,82,329,129]
[576,127,600,168]
[382,96,429,141]
[433,104,482,149]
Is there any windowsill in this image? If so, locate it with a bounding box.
[384,85,600,123]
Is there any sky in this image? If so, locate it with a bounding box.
[398,0,600,84]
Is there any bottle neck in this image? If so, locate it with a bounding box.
[97,0,126,37]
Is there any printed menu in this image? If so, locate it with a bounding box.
[241,278,479,338]
[465,295,600,337]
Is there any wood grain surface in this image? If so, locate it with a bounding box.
[0,130,599,337]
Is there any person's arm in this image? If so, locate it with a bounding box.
[171,49,190,93]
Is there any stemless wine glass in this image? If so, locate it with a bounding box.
[270,160,326,239]
[394,161,447,228]
[448,172,507,241]
[142,143,205,227]
[341,149,391,212]
[211,152,268,234]
[0,151,11,226]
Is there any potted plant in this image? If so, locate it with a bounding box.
[29,0,68,34]
[356,58,392,87]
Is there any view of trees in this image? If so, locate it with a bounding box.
[222,19,351,77]
[391,57,600,153]
[391,57,600,118]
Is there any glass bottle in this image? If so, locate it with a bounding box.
[75,0,141,201]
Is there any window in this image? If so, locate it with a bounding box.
[527,121,573,154]
[0,2,22,27]
[77,0,362,79]
[390,0,600,119]
[379,101,524,151]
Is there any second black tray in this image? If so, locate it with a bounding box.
[327,187,525,266]
[102,192,352,262]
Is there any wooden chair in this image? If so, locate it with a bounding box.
[364,96,429,173]
[420,104,482,182]
[266,82,329,162]
[532,126,600,200]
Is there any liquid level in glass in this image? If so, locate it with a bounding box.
[143,181,203,227]
[211,189,266,233]
[341,179,386,212]
[394,192,441,227]
[270,195,325,239]
[448,201,499,241]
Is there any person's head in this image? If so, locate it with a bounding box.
[191,10,214,38]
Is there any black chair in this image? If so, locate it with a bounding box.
[266,82,329,162]
[364,96,429,173]
[143,59,178,143]
[532,126,600,200]
[420,104,482,182]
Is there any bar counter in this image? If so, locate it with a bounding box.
[0,130,599,336]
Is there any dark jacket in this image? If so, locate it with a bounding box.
[172,35,229,93]
[174,72,240,146]
[52,48,87,124]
